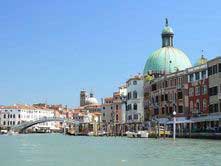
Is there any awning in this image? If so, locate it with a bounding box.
[191,114,221,122]
[167,117,193,124]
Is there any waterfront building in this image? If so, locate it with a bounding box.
[143,19,221,137]
[100,85,127,135]
[188,56,209,116]
[119,84,127,124]
[126,75,145,131]
[193,57,221,131]
[0,105,57,131]
[143,19,193,128]
[101,97,114,133]
[69,108,101,135]
[144,69,189,121]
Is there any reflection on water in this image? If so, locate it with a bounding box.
[0,134,221,166]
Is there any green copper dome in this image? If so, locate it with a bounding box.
[144,47,192,74]
[143,19,192,75]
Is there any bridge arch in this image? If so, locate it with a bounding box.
[11,117,80,133]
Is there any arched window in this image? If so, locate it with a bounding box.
[133,103,137,110]
[133,91,137,99]
[116,114,119,121]
[196,99,200,113]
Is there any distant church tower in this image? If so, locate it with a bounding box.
[80,90,88,106]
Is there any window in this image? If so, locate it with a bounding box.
[18,114,21,118]
[155,96,159,103]
[128,115,132,120]
[213,65,218,74]
[208,67,212,76]
[196,86,201,96]
[175,79,177,86]
[165,81,168,88]
[127,104,132,111]
[127,92,132,100]
[161,95,164,101]
[133,81,137,85]
[134,114,138,120]
[111,106,113,110]
[177,91,183,99]
[116,105,119,110]
[196,100,200,113]
[133,91,137,99]
[3,114,6,118]
[165,94,168,101]
[133,103,137,110]
[189,74,194,82]
[209,104,219,113]
[152,84,157,91]
[178,106,183,113]
[219,63,221,72]
[3,121,6,125]
[13,114,15,118]
[189,87,194,97]
[215,104,218,112]
[103,113,105,117]
[116,114,119,121]
[162,107,165,114]
[170,79,173,87]
[10,114,12,118]
[195,72,200,80]
[178,77,182,84]
[209,86,218,96]
[202,85,207,95]
[202,70,206,79]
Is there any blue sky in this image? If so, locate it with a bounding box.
[1,0,221,107]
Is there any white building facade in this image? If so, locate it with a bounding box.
[119,85,127,124]
[126,75,144,123]
[0,105,57,130]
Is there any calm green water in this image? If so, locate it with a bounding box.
[0,134,221,166]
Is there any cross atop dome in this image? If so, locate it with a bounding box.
[165,18,169,27]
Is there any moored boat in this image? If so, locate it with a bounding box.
[126,131,149,138]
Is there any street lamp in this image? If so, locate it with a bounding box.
[173,111,176,141]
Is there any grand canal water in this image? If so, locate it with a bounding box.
[0,134,221,166]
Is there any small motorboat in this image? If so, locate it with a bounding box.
[126,131,149,138]
[87,131,94,136]
[126,131,138,138]
[97,131,107,136]
[137,131,149,138]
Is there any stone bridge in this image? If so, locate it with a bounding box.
[10,117,80,133]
